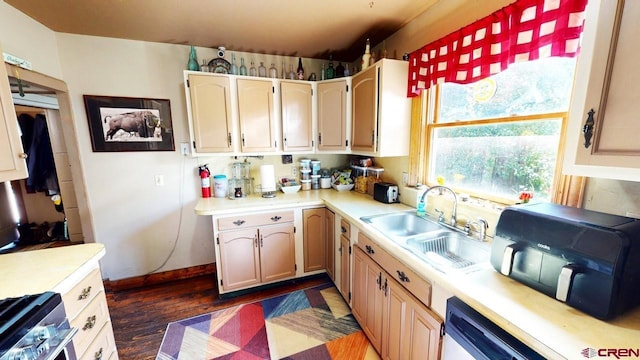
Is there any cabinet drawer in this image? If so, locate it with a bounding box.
[340,219,351,239]
[63,268,104,320]
[357,232,431,306]
[70,291,111,358]
[79,321,117,360]
[218,210,294,230]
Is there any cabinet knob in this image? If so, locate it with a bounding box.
[94,347,103,360]
[396,270,410,283]
[341,226,347,234]
[78,286,92,300]
[582,108,595,149]
[18,153,28,159]
[365,245,375,254]
[83,315,97,331]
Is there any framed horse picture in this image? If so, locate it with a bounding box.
[83,95,175,152]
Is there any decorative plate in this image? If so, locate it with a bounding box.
[208,58,231,74]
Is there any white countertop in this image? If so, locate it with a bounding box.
[0,243,106,299]
[197,190,640,360]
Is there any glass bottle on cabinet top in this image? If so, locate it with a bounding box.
[321,64,325,80]
[344,65,350,77]
[231,54,239,75]
[269,63,278,78]
[239,57,247,75]
[288,64,295,80]
[258,62,267,77]
[282,61,286,79]
[249,59,257,76]
[187,45,199,71]
[336,62,345,78]
[297,57,305,80]
[362,38,371,70]
[326,54,335,79]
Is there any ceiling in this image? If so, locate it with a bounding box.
[5,0,439,62]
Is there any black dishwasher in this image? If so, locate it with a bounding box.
[444,297,544,360]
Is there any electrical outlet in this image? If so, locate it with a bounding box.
[402,172,409,186]
[291,166,298,177]
[180,142,190,156]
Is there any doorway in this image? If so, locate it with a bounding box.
[2,63,94,247]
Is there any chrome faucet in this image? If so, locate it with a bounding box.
[418,185,458,227]
[466,217,489,241]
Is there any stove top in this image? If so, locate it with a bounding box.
[0,292,76,360]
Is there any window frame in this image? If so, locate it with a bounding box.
[412,85,570,205]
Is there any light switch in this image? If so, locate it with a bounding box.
[155,175,164,186]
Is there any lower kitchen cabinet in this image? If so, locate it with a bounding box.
[353,236,442,360]
[61,265,118,360]
[353,246,385,352]
[216,211,295,292]
[325,209,335,280]
[302,208,326,272]
[338,219,352,302]
[383,278,442,360]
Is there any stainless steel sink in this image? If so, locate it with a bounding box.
[405,231,490,271]
[361,211,442,238]
[360,211,490,273]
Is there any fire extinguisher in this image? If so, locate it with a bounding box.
[198,165,211,198]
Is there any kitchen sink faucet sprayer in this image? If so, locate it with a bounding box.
[418,185,458,227]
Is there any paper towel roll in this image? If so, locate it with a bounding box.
[260,165,276,192]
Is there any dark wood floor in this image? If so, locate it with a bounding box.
[106,274,331,360]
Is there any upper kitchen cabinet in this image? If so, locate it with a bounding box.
[280,81,314,152]
[0,62,28,182]
[564,0,640,181]
[237,78,278,153]
[184,72,235,154]
[317,78,351,153]
[351,59,411,157]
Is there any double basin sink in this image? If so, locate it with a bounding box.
[361,211,490,273]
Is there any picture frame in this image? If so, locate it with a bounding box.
[83,95,175,152]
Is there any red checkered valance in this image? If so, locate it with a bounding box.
[407,0,589,97]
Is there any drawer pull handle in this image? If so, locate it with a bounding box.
[365,245,375,254]
[83,315,97,331]
[233,220,246,226]
[397,270,410,283]
[270,216,282,222]
[78,286,92,300]
[95,347,103,360]
[341,226,347,234]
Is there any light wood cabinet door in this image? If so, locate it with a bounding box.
[0,61,28,182]
[564,0,640,180]
[281,81,313,151]
[237,78,277,152]
[186,73,234,153]
[339,234,351,302]
[325,208,335,280]
[383,278,442,360]
[351,65,377,153]
[218,228,261,291]
[350,59,411,157]
[303,208,326,272]
[318,79,349,151]
[259,223,296,283]
[353,246,385,353]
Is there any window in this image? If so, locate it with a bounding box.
[423,57,576,202]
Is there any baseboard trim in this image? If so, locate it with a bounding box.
[104,263,216,292]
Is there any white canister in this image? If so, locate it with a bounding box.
[320,177,331,189]
[213,175,228,198]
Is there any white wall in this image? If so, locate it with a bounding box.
[0,2,63,78]
[53,34,345,280]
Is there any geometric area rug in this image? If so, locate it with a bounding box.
[156,282,380,359]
